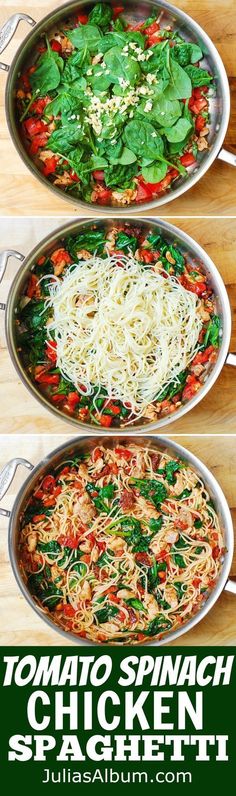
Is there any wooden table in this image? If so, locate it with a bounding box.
[0,434,235,647]
[0,0,236,216]
[0,216,235,435]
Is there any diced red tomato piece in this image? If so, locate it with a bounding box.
[104,401,120,415]
[92,448,103,462]
[51,248,72,266]
[45,340,57,363]
[117,609,126,622]
[99,415,113,427]
[32,514,46,522]
[29,133,48,155]
[144,21,160,35]
[67,391,80,408]
[212,545,221,560]
[31,97,51,115]
[50,39,62,52]
[93,170,105,181]
[195,114,205,132]
[135,552,152,566]
[63,604,76,616]
[69,170,80,182]
[42,155,59,176]
[182,375,200,401]
[189,96,208,114]
[146,34,162,47]
[76,13,89,24]
[27,273,39,298]
[109,594,120,604]
[94,187,113,205]
[193,578,201,587]
[42,475,56,492]
[24,118,46,137]
[138,248,155,263]
[114,447,132,460]
[35,369,60,385]
[180,153,196,167]
[51,393,66,403]
[181,274,207,296]
[192,345,215,366]
[112,5,124,18]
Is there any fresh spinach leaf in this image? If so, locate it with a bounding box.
[67,24,102,54]
[165,55,192,100]
[88,3,112,30]
[185,64,213,87]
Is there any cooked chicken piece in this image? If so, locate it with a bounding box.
[132,450,146,478]
[54,171,73,187]
[76,249,92,260]
[51,564,65,585]
[178,509,194,528]
[100,621,121,634]
[109,536,126,551]
[16,89,26,99]
[172,473,185,494]
[200,126,209,137]
[105,227,119,252]
[164,585,178,609]
[55,34,74,53]
[144,592,159,619]
[197,136,208,151]
[150,539,166,556]
[197,302,210,322]
[47,121,56,134]
[39,149,56,163]
[80,580,91,601]
[117,589,136,600]
[78,463,89,480]
[112,188,137,206]
[143,403,161,420]
[191,363,205,377]
[165,529,179,545]
[27,532,37,552]
[136,495,160,519]
[79,539,92,553]
[91,546,99,563]
[74,493,96,523]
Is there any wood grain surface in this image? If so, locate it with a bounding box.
[0,216,235,435]
[0,433,235,647]
[0,0,236,216]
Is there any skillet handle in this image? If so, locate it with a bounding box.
[0,458,34,518]
[225,353,236,367]
[218,149,236,167]
[224,580,236,595]
[0,249,24,311]
[0,13,36,71]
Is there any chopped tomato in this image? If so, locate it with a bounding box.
[212,545,221,560]
[50,39,62,52]
[45,340,57,363]
[138,249,155,263]
[135,178,152,202]
[58,466,70,477]
[195,114,205,132]
[31,97,51,115]
[27,273,39,298]
[76,13,89,24]
[42,475,56,492]
[79,407,90,420]
[92,448,103,462]
[37,255,46,266]
[188,96,208,114]
[109,594,120,604]
[68,391,80,408]
[104,401,120,415]
[117,609,126,622]
[180,153,196,167]
[137,633,146,641]
[63,604,76,616]
[58,534,79,549]
[110,463,119,475]
[144,21,160,35]
[43,495,56,507]
[32,514,46,522]
[146,34,162,47]
[42,155,59,176]
[94,187,113,205]
[99,414,113,427]
[181,274,206,296]
[182,375,200,401]
[35,372,60,385]
[114,447,132,460]
[29,133,48,154]
[51,248,72,266]
[135,552,152,566]
[191,345,215,366]
[193,578,201,587]
[69,170,80,182]
[24,118,46,137]
[51,393,66,403]
[112,6,124,18]
[92,170,105,181]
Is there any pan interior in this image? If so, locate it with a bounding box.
[9,434,233,647]
[6,0,229,212]
[6,217,229,433]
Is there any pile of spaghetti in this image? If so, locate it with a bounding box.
[18,443,224,645]
[16,223,221,428]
